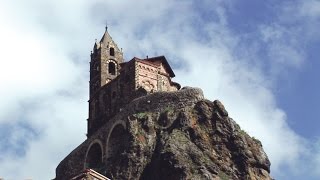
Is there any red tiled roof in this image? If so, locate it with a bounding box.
[144,56,175,77]
[127,56,175,77]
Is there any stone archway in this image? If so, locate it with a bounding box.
[85,141,104,172]
[106,121,129,161]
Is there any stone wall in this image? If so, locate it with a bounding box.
[55,87,271,180]
[55,87,204,180]
[87,59,180,137]
[135,60,179,93]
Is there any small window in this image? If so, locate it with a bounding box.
[108,62,116,75]
[110,47,115,56]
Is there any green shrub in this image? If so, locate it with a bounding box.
[134,112,148,119]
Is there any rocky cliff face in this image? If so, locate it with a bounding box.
[55,87,271,180]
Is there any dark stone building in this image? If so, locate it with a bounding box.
[55,28,180,179]
[55,27,272,180]
[87,27,180,137]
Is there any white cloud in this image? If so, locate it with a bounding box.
[314,139,320,176]
[279,0,320,43]
[255,0,319,75]
[259,23,305,70]
[0,94,88,179]
[300,0,320,18]
[172,39,305,172]
[0,0,316,179]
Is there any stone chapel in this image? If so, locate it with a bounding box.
[55,26,272,180]
[55,27,180,179]
[87,27,180,137]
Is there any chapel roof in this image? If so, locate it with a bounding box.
[131,56,175,77]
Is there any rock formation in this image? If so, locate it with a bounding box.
[55,87,271,180]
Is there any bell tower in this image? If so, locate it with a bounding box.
[88,27,124,137]
[89,26,124,96]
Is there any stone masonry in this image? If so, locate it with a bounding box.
[55,28,271,180]
[55,27,181,179]
[87,27,180,137]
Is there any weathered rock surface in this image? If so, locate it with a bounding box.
[55,87,271,180]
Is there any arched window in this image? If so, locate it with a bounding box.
[110,47,115,56]
[108,62,116,75]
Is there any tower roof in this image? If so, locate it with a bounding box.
[98,27,121,51]
[100,26,112,43]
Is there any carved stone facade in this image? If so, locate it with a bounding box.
[87,28,180,137]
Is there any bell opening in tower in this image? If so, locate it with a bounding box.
[108,62,116,75]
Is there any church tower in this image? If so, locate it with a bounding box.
[88,27,124,137]
[89,26,123,94]
[55,27,182,179]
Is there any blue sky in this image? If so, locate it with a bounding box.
[0,0,319,179]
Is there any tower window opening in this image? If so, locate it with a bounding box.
[108,62,116,75]
[110,47,115,56]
